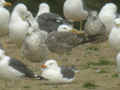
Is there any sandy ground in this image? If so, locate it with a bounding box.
[0,35,120,90]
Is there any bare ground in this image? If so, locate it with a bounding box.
[0,35,120,90]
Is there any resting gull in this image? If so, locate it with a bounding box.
[41,59,76,83]
[46,24,88,58]
[0,49,42,80]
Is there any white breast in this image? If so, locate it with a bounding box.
[64,0,88,21]
[9,12,29,47]
[109,26,120,50]
[0,8,9,36]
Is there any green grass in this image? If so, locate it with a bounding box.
[112,74,119,78]
[87,59,114,67]
[97,69,108,73]
[83,82,98,89]
[23,85,31,88]
[86,46,99,52]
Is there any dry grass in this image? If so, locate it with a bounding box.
[0,35,120,90]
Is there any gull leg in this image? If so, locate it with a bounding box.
[80,21,82,31]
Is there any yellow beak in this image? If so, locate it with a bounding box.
[70,28,85,35]
[3,2,12,6]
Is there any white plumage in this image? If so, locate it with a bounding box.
[63,0,88,22]
[0,0,11,36]
[0,56,24,79]
[35,3,50,19]
[21,17,49,62]
[99,3,117,34]
[9,3,30,47]
[41,59,75,83]
[109,18,120,51]
[116,52,120,77]
[0,49,40,80]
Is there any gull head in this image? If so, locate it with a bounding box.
[41,59,58,70]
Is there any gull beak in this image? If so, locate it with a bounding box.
[3,2,12,6]
[70,28,85,35]
[41,64,47,68]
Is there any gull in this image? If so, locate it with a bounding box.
[109,18,120,51]
[21,16,49,62]
[46,24,88,59]
[35,2,50,20]
[85,11,107,43]
[0,49,41,80]
[0,0,11,36]
[36,3,71,33]
[41,59,76,83]
[63,0,88,30]
[99,3,117,35]
[9,3,30,47]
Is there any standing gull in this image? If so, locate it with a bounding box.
[63,0,88,30]
[85,11,107,43]
[109,18,120,51]
[98,3,117,35]
[9,3,30,47]
[21,16,49,62]
[116,52,120,77]
[37,9,71,33]
[35,2,50,20]
[41,59,76,83]
[0,0,11,36]
[0,49,41,80]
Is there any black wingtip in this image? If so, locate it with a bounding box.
[34,74,47,80]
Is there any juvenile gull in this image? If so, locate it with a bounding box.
[21,17,49,62]
[85,11,107,43]
[37,12,71,33]
[46,24,87,58]
[41,59,76,83]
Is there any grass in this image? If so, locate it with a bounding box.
[97,69,108,73]
[82,82,98,89]
[112,74,119,78]
[87,59,114,67]
[86,46,99,52]
[23,86,31,88]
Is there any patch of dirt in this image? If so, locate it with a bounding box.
[0,35,120,90]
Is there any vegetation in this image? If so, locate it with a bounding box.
[8,0,120,16]
[83,81,98,89]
